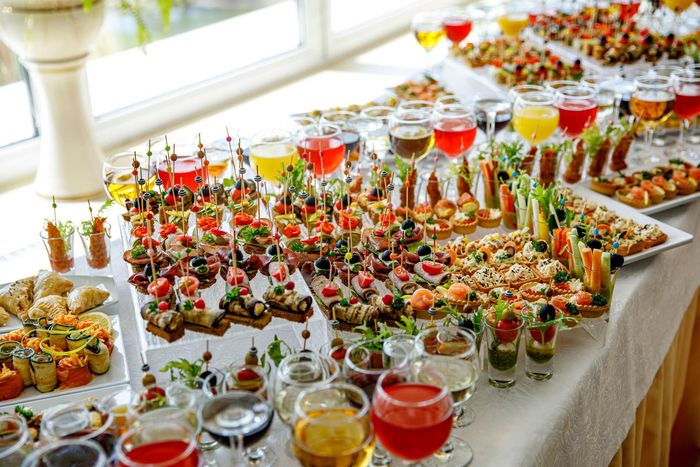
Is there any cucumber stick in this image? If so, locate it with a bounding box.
[601,252,612,300]
[569,230,584,279]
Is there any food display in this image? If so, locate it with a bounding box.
[529,8,695,65]
[452,39,585,86]
[0,312,115,401]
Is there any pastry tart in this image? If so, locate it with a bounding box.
[476,209,502,229]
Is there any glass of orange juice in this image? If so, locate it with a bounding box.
[496,13,529,37]
[512,91,560,145]
[249,130,299,183]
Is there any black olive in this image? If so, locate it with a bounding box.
[644,35,653,45]
[348,252,361,264]
[586,239,602,250]
[315,257,331,270]
[235,247,244,261]
[266,245,282,256]
[338,194,349,208]
[198,370,216,389]
[599,36,607,45]
[305,196,317,207]
[667,33,675,41]
[401,219,415,231]
[335,239,348,250]
[556,60,563,68]
[610,253,624,270]
[144,263,156,281]
[199,185,211,197]
[497,170,510,182]
[381,250,392,262]
[234,179,243,190]
[505,245,516,257]
[133,197,150,211]
[370,187,381,198]
[555,208,567,222]
[281,195,292,205]
[575,225,587,239]
[190,256,207,268]
[417,244,432,257]
[574,58,582,66]
[515,64,524,72]
[539,303,556,322]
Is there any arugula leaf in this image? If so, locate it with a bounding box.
[14,405,34,421]
[394,156,411,183]
[160,358,204,388]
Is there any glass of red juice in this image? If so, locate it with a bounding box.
[115,419,200,467]
[371,365,454,463]
[554,84,599,138]
[297,124,346,176]
[157,154,202,192]
[442,8,472,46]
[672,66,700,160]
[433,102,477,159]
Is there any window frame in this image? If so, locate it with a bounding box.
[0,0,462,186]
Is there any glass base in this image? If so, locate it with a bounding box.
[247,446,277,467]
[488,377,515,388]
[429,437,473,466]
[666,146,699,162]
[526,370,553,381]
[371,447,393,467]
[453,405,475,428]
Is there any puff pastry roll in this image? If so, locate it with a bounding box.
[67,286,110,314]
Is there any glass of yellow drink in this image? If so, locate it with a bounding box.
[249,129,299,183]
[513,91,560,145]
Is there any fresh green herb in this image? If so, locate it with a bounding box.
[394,156,411,183]
[130,245,147,259]
[353,323,394,353]
[553,271,571,283]
[80,199,114,235]
[148,301,158,313]
[591,293,608,306]
[565,302,579,315]
[201,232,215,244]
[14,405,34,421]
[273,285,284,295]
[668,158,684,165]
[182,300,193,311]
[239,226,271,243]
[582,126,607,159]
[473,305,483,333]
[397,315,420,336]
[160,357,205,388]
[277,158,306,194]
[226,288,240,301]
[260,335,292,369]
[493,298,508,321]
[391,290,405,310]
[469,291,478,302]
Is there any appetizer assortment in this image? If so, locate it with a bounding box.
[0,312,114,401]
[590,159,700,209]
[452,39,585,86]
[530,7,695,65]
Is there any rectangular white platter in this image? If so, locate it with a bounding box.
[0,316,129,409]
[580,182,700,216]
[0,275,120,333]
[1,384,131,414]
[570,185,694,265]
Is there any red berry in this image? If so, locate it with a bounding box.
[285,281,295,290]
[146,212,153,220]
[382,294,393,306]
[194,298,205,309]
[239,287,249,296]
[157,301,168,311]
[349,297,359,304]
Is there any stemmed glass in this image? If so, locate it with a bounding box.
[582,73,616,125]
[554,84,599,138]
[474,96,512,143]
[650,64,684,149]
[507,84,545,104]
[415,325,479,466]
[40,402,119,459]
[360,106,393,160]
[442,7,473,47]
[512,91,560,145]
[0,415,31,465]
[272,351,340,426]
[350,114,383,170]
[249,129,299,183]
[297,124,347,176]
[432,102,477,175]
[115,419,200,467]
[398,100,435,112]
[371,364,454,465]
[23,439,107,467]
[198,392,275,467]
[320,110,361,162]
[292,383,375,466]
[630,75,676,164]
[103,152,155,207]
[389,108,435,164]
[672,66,700,161]
[412,11,446,71]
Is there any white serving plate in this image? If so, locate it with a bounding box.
[580,182,700,216]
[0,316,129,409]
[2,384,131,414]
[0,275,119,333]
[570,186,694,265]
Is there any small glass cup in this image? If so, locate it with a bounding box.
[40,224,75,273]
[484,311,524,388]
[101,388,145,436]
[40,402,118,458]
[22,439,107,467]
[0,415,31,465]
[382,334,417,369]
[103,152,155,207]
[524,316,560,381]
[79,223,111,272]
[216,364,267,398]
[115,419,200,467]
[360,106,393,159]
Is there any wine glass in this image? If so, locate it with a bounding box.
[292,383,375,466]
[23,439,107,467]
[544,80,580,94]
[103,152,155,207]
[320,110,361,162]
[249,129,299,183]
[273,351,340,426]
[371,364,454,465]
[672,66,700,161]
[360,106,394,160]
[554,84,598,138]
[382,333,417,369]
[0,415,31,465]
[651,64,685,149]
[512,91,560,145]
[442,7,473,47]
[474,96,512,143]
[40,402,119,460]
[389,108,435,163]
[496,7,529,37]
[582,72,616,125]
[101,388,145,435]
[199,392,275,467]
[116,418,200,467]
[397,100,435,112]
[412,11,446,70]
[350,114,383,170]
[415,325,479,466]
[630,75,676,163]
[296,124,347,176]
[432,102,477,176]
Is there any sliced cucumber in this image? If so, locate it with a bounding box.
[601,252,612,300]
[569,230,584,279]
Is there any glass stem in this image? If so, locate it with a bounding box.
[229,434,246,464]
[487,110,496,143]
[613,93,622,123]
[679,119,687,148]
[645,127,654,152]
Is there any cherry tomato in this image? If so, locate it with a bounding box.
[420,261,445,276]
[147,278,171,299]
